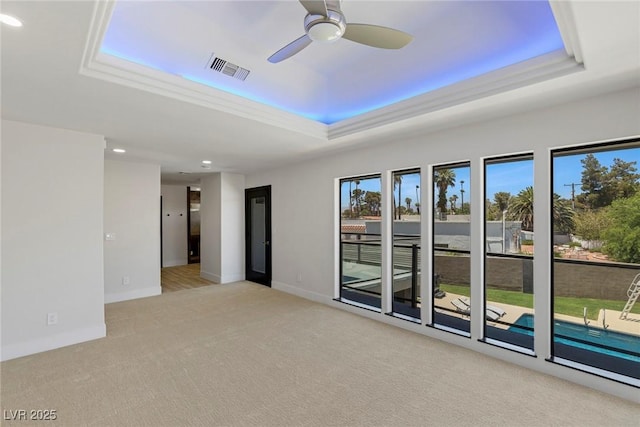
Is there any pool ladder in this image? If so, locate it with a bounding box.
[619,273,640,320]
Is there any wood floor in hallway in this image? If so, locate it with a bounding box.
[161,263,215,293]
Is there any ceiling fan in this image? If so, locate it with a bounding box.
[268,0,413,63]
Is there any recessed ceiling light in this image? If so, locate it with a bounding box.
[112,148,126,153]
[202,160,212,164]
[0,14,23,27]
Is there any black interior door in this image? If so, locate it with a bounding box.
[187,187,201,264]
[245,186,271,286]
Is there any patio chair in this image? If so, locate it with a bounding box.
[487,304,506,318]
[459,297,506,318]
[451,298,470,316]
[485,309,500,322]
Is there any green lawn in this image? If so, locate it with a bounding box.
[439,284,640,320]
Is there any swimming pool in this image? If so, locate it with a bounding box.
[509,313,640,362]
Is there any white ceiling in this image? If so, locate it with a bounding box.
[1,1,639,184]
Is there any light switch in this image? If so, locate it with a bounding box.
[105,233,116,241]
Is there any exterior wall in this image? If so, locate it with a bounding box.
[438,255,634,300]
[366,220,521,252]
[554,262,639,300]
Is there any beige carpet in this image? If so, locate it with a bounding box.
[1,282,638,426]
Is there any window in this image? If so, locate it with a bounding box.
[432,162,471,334]
[339,175,382,309]
[484,155,534,351]
[391,169,421,320]
[551,140,640,383]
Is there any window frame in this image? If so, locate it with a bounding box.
[338,174,384,309]
[548,138,640,385]
[481,153,535,354]
[430,161,472,336]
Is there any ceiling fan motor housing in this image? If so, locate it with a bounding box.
[304,10,346,43]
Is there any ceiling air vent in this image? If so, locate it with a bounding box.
[206,54,250,81]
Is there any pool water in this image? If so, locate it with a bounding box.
[510,313,640,362]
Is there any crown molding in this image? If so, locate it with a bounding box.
[549,0,583,64]
[328,50,583,139]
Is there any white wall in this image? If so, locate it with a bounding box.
[104,159,161,303]
[201,173,245,283]
[201,174,221,281]
[221,173,245,283]
[1,120,106,361]
[161,185,188,267]
[245,88,640,401]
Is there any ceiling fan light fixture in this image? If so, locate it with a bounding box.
[268,2,412,63]
[308,21,342,42]
[304,11,346,43]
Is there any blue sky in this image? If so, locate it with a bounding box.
[553,147,640,199]
[340,146,640,211]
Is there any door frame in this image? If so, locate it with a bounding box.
[245,185,272,286]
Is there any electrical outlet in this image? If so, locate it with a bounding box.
[47,312,58,325]
[296,273,302,283]
[122,276,130,286]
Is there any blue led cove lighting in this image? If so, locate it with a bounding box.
[100,1,566,125]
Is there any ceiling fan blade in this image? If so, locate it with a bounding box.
[343,23,413,49]
[299,0,328,16]
[268,34,313,63]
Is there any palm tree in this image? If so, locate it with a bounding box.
[405,197,412,212]
[553,193,575,233]
[354,179,361,216]
[434,169,456,217]
[494,192,511,216]
[364,191,382,217]
[394,175,403,220]
[509,186,534,231]
[449,194,458,213]
[510,187,576,233]
[348,180,353,217]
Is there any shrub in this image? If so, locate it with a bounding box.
[602,194,640,263]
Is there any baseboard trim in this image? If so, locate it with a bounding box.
[271,281,334,305]
[201,270,220,283]
[105,286,161,304]
[162,259,188,268]
[220,273,244,284]
[1,323,106,362]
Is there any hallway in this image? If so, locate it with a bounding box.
[161,263,214,293]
